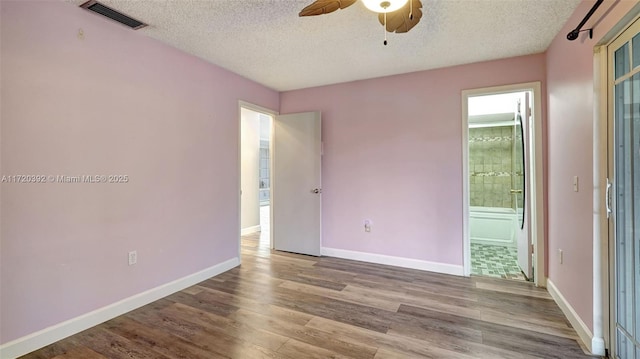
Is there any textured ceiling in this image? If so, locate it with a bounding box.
[70,0,582,91]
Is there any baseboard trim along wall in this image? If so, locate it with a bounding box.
[547,279,595,354]
[240,225,261,236]
[0,257,240,359]
[321,247,464,276]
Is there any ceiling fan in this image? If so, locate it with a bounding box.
[299,0,423,45]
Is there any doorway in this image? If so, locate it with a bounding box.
[240,104,274,251]
[462,83,545,287]
[239,103,323,258]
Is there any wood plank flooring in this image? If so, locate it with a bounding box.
[20,234,596,358]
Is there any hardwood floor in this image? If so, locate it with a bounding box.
[21,234,595,359]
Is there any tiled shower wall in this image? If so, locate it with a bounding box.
[469,126,513,209]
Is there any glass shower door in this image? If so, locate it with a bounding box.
[611,20,640,359]
[512,99,530,279]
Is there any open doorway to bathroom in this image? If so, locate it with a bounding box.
[462,83,545,287]
[240,104,273,251]
[468,92,529,281]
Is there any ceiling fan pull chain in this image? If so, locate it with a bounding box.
[409,0,413,20]
[383,12,388,45]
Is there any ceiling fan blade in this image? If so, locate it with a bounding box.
[378,0,423,33]
[299,0,357,16]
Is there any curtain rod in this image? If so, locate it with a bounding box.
[567,0,604,41]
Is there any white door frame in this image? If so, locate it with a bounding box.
[238,100,278,263]
[461,82,546,288]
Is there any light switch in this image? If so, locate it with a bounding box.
[573,176,579,192]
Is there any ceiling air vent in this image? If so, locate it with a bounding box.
[80,1,147,30]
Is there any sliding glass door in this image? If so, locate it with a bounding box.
[610,17,640,359]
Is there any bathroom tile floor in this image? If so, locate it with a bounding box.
[471,243,526,281]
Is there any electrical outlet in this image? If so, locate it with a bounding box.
[364,219,372,232]
[128,250,137,266]
[558,249,563,264]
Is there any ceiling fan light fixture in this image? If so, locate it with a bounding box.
[361,0,408,13]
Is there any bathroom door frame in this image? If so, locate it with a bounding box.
[461,82,545,288]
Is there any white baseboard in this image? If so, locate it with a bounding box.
[240,225,261,235]
[321,247,464,276]
[0,257,240,359]
[547,279,597,354]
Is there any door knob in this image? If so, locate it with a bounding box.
[312,188,322,194]
[510,189,523,194]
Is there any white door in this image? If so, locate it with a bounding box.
[272,111,322,256]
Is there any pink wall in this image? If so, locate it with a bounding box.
[0,1,278,344]
[546,0,637,332]
[281,55,546,266]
